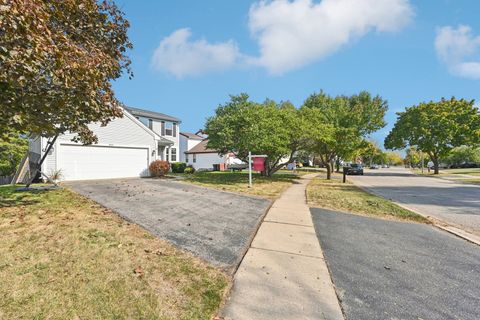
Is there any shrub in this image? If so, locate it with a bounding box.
[184,166,196,174]
[149,160,170,177]
[171,162,187,173]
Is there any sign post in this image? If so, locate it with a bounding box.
[248,153,267,188]
[248,151,252,188]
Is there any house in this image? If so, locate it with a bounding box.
[179,131,204,163]
[28,107,181,181]
[184,139,244,171]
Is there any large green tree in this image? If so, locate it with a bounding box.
[0,129,28,176]
[444,146,480,167]
[302,91,388,179]
[385,98,480,174]
[205,94,305,177]
[0,0,132,144]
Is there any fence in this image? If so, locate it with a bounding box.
[0,175,13,185]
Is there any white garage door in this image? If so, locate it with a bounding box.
[58,144,149,181]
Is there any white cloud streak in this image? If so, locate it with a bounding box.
[151,28,241,78]
[151,0,414,77]
[435,25,480,80]
[247,0,414,75]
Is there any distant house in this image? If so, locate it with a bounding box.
[28,107,181,181]
[179,131,204,163]
[183,139,243,171]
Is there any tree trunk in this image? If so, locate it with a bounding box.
[326,163,332,180]
[335,158,340,172]
[433,157,439,174]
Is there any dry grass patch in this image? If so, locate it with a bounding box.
[0,185,228,320]
[178,171,301,199]
[307,178,427,222]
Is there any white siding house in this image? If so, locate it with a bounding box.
[179,132,204,163]
[28,107,181,181]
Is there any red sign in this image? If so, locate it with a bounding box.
[253,157,265,172]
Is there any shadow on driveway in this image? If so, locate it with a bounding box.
[66,178,271,273]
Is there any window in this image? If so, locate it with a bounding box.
[185,154,189,163]
[148,119,153,129]
[165,122,173,136]
[193,154,196,163]
[171,148,177,162]
[166,147,170,161]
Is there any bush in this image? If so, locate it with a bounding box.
[149,160,170,177]
[171,162,187,173]
[184,166,196,174]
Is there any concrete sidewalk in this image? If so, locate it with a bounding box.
[221,174,344,320]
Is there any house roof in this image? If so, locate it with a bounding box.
[185,139,219,154]
[124,106,181,123]
[180,132,204,140]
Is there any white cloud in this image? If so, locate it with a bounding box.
[151,28,241,78]
[435,25,480,80]
[247,0,414,75]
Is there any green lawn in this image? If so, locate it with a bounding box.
[0,185,228,320]
[175,171,301,199]
[307,178,427,222]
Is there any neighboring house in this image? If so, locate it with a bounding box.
[185,139,244,171]
[179,131,204,163]
[28,107,181,181]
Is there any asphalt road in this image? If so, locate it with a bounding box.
[348,167,480,237]
[311,208,480,320]
[67,178,270,272]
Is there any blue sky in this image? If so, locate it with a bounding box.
[113,0,480,147]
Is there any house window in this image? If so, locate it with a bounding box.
[165,122,173,136]
[171,148,177,162]
[166,147,170,161]
[148,119,153,129]
[193,154,196,163]
[185,154,189,162]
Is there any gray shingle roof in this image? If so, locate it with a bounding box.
[185,139,219,154]
[180,132,204,140]
[125,106,181,123]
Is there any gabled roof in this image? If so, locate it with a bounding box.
[124,106,181,123]
[185,139,219,154]
[180,132,204,140]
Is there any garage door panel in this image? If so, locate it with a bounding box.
[59,144,149,181]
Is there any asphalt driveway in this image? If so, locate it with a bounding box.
[311,208,480,320]
[67,178,270,272]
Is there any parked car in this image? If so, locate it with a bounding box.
[369,164,380,169]
[345,163,364,175]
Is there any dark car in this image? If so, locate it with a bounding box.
[345,163,364,175]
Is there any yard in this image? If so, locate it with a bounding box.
[176,171,302,199]
[412,167,480,185]
[307,178,427,222]
[0,186,228,320]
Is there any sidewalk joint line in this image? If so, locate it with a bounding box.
[262,220,312,227]
[250,246,324,260]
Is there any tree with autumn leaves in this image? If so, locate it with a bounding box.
[0,0,132,144]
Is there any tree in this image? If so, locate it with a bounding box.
[385,98,480,174]
[302,91,388,179]
[444,146,480,167]
[385,151,403,166]
[0,129,28,176]
[205,94,305,177]
[404,147,421,168]
[359,141,386,166]
[0,0,132,144]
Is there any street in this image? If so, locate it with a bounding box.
[311,208,480,320]
[348,167,480,237]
